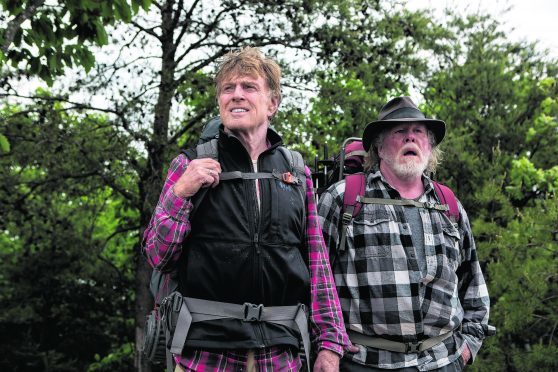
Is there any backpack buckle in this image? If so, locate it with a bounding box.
[405,341,422,354]
[243,303,263,322]
[423,202,436,210]
[341,212,352,226]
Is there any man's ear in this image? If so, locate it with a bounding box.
[267,96,279,119]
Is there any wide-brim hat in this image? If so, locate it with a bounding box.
[362,96,446,151]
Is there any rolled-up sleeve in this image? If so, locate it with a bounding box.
[457,201,494,362]
[304,167,352,356]
[142,154,193,271]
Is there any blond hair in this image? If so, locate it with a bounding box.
[215,47,282,105]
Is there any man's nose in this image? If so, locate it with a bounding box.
[404,134,416,142]
[232,85,245,100]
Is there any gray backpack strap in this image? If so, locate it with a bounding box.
[219,170,304,185]
[278,146,307,194]
[195,138,219,160]
[356,195,449,212]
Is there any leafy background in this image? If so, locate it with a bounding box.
[1,0,556,371]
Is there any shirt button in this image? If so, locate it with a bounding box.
[402,225,408,230]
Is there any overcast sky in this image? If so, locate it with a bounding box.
[408,0,558,58]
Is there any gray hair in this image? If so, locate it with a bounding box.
[363,129,443,174]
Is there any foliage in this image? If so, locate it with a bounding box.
[87,342,135,372]
[421,11,558,371]
[0,0,152,84]
[0,1,557,371]
[276,4,453,159]
[0,98,138,370]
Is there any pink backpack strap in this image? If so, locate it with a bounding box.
[433,181,459,222]
[344,173,366,217]
[339,174,366,252]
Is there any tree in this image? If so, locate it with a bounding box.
[0,0,152,84]
[2,1,456,369]
[0,96,138,370]
[419,10,558,371]
[3,1,556,370]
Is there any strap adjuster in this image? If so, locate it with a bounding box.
[423,202,436,210]
[341,212,352,225]
[243,303,263,321]
[405,341,422,353]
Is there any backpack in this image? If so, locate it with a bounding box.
[313,138,460,254]
[143,116,308,367]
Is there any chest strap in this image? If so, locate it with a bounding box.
[338,195,449,253]
[347,329,454,354]
[356,195,449,212]
[220,170,302,185]
[163,293,310,372]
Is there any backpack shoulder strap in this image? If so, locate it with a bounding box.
[277,146,307,195]
[194,138,219,160]
[338,173,366,252]
[184,138,219,215]
[432,181,460,223]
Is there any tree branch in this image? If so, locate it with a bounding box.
[167,107,213,146]
[1,0,46,54]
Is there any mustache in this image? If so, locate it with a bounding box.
[398,144,422,156]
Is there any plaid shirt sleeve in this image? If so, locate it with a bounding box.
[304,167,352,357]
[142,154,193,271]
[455,200,491,362]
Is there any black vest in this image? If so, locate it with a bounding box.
[178,128,310,350]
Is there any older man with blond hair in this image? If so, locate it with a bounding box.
[143,47,353,371]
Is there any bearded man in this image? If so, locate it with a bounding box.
[318,96,494,371]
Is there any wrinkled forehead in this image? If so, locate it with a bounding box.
[218,71,265,86]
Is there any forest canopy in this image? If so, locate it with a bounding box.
[1,1,557,371]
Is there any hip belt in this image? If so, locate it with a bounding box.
[162,292,311,371]
[347,329,454,354]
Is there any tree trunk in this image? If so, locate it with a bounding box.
[134,1,178,370]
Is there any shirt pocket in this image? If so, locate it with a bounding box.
[349,209,393,258]
[441,223,462,270]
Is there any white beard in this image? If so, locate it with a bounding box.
[391,156,428,179]
[381,146,429,180]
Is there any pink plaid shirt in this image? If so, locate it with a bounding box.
[142,153,351,370]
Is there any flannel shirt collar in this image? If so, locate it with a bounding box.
[367,167,438,200]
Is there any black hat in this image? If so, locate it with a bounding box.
[362,96,446,151]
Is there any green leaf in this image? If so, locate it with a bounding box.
[142,0,152,11]
[47,53,58,72]
[131,0,139,14]
[94,20,109,46]
[114,0,132,22]
[0,134,10,153]
[81,48,95,72]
